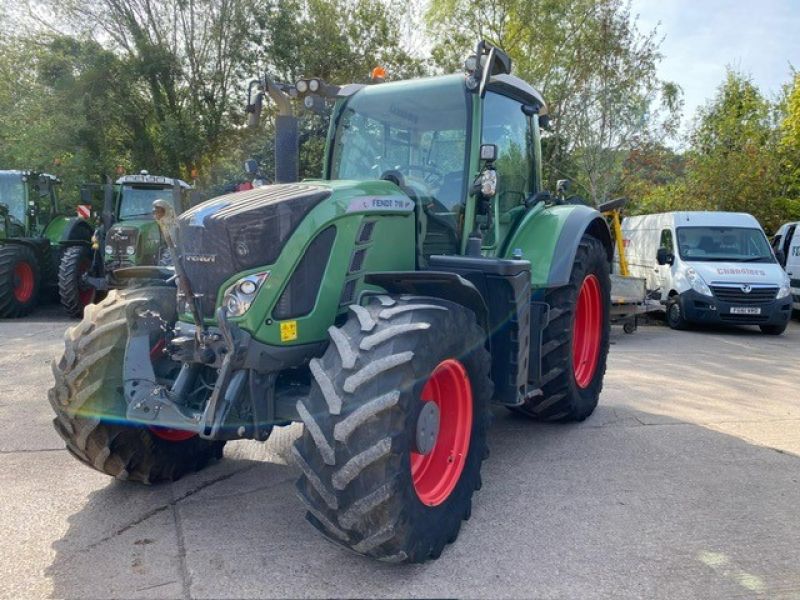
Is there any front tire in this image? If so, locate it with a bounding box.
[49,286,224,483]
[666,295,689,330]
[0,244,40,318]
[58,245,97,318]
[293,295,492,563]
[760,323,788,335]
[515,234,610,421]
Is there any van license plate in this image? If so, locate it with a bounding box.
[730,307,761,315]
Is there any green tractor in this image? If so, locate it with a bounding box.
[57,172,192,317]
[0,170,93,317]
[49,41,612,562]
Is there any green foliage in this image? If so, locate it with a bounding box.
[635,70,798,233]
[426,0,680,204]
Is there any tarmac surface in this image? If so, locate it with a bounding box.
[1,304,799,599]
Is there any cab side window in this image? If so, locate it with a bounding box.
[660,229,674,254]
[482,92,534,213]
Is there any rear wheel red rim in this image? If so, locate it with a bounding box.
[13,262,34,303]
[77,258,94,306]
[411,359,473,506]
[572,274,602,388]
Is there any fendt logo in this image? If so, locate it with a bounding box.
[184,254,216,264]
[740,284,752,294]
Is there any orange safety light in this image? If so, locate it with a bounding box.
[371,66,387,81]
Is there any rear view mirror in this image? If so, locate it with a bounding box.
[656,247,674,266]
[80,187,93,205]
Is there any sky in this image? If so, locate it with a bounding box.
[631,0,800,129]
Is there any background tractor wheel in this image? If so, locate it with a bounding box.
[515,234,610,422]
[58,245,97,318]
[293,295,492,563]
[0,244,40,318]
[49,286,224,483]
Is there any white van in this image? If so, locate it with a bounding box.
[619,211,793,334]
[772,221,800,313]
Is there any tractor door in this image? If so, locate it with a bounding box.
[31,175,58,235]
[480,91,539,253]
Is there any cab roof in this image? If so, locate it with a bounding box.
[116,173,191,188]
[0,170,60,182]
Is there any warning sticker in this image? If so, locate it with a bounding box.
[280,320,298,342]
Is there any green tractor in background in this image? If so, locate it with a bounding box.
[57,171,192,317]
[0,170,93,317]
[50,41,613,562]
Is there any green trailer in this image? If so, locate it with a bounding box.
[57,172,192,317]
[50,41,613,563]
[0,170,93,317]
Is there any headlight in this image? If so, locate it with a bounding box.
[105,245,113,255]
[777,274,791,299]
[686,267,712,296]
[126,245,135,256]
[308,78,320,92]
[296,79,308,93]
[221,271,270,317]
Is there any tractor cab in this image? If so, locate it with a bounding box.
[0,170,94,317]
[0,170,60,239]
[57,171,192,317]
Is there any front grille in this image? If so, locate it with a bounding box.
[710,285,777,304]
[176,184,330,317]
[107,227,138,269]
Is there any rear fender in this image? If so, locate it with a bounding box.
[503,204,612,290]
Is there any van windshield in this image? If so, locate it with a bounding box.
[676,226,775,263]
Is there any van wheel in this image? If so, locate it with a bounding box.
[666,296,689,330]
[760,323,787,335]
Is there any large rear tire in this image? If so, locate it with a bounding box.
[58,245,97,318]
[293,295,492,563]
[0,244,40,318]
[515,234,610,421]
[48,286,224,483]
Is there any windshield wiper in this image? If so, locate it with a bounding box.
[122,212,154,219]
[740,256,771,262]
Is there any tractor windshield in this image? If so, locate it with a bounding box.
[118,185,173,220]
[0,173,26,224]
[330,75,470,235]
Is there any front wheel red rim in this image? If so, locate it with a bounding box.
[411,359,473,506]
[572,274,603,388]
[13,262,34,303]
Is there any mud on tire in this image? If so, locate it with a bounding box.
[293,295,492,563]
[49,286,224,483]
[515,234,610,422]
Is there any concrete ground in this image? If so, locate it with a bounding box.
[1,304,799,599]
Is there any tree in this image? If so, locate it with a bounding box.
[425,0,680,204]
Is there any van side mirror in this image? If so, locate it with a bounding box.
[656,247,674,266]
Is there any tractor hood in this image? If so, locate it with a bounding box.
[176,180,411,317]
